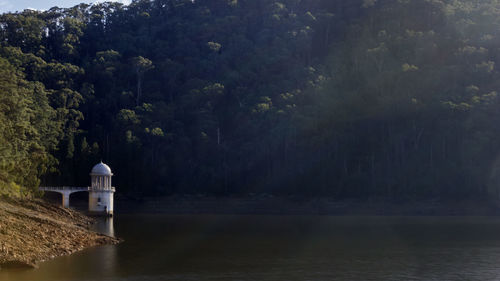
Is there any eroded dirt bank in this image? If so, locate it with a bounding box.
[0,197,119,269]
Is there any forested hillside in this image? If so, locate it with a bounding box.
[1,0,500,200]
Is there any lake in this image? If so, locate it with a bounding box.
[2,215,500,281]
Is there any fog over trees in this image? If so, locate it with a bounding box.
[1,0,500,201]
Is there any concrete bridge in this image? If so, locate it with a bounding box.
[39,186,89,208]
[39,162,116,216]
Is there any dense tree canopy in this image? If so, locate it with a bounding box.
[2,0,500,200]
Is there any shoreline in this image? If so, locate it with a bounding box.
[0,197,120,270]
[2,195,498,270]
[115,195,500,216]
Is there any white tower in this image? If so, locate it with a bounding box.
[89,162,115,216]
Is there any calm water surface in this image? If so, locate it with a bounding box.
[2,215,500,281]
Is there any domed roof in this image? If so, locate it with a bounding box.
[90,162,113,176]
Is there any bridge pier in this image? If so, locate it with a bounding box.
[62,192,71,208]
[39,187,90,209]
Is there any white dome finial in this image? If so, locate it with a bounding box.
[90,162,113,176]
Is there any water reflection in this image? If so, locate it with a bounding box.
[90,217,117,277]
[3,216,500,281]
[93,217,115,237]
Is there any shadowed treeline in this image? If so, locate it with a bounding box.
[1,0,500,201]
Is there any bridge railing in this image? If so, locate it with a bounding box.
[89,186,116,192]
[39,186,90,191]
[40,186,116,192]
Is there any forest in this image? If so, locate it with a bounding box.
[1,0,500,201]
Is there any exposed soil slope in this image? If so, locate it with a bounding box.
[0,197,119,269]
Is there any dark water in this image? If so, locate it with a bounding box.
[3,215,500,281]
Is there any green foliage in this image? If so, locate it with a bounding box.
[3,0,500,201]
[0,57,62,195]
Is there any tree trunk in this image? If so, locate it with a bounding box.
[136,73,142,106]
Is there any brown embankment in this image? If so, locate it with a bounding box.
[0,197,119,270]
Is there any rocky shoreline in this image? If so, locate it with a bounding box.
[0,197,120,270]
